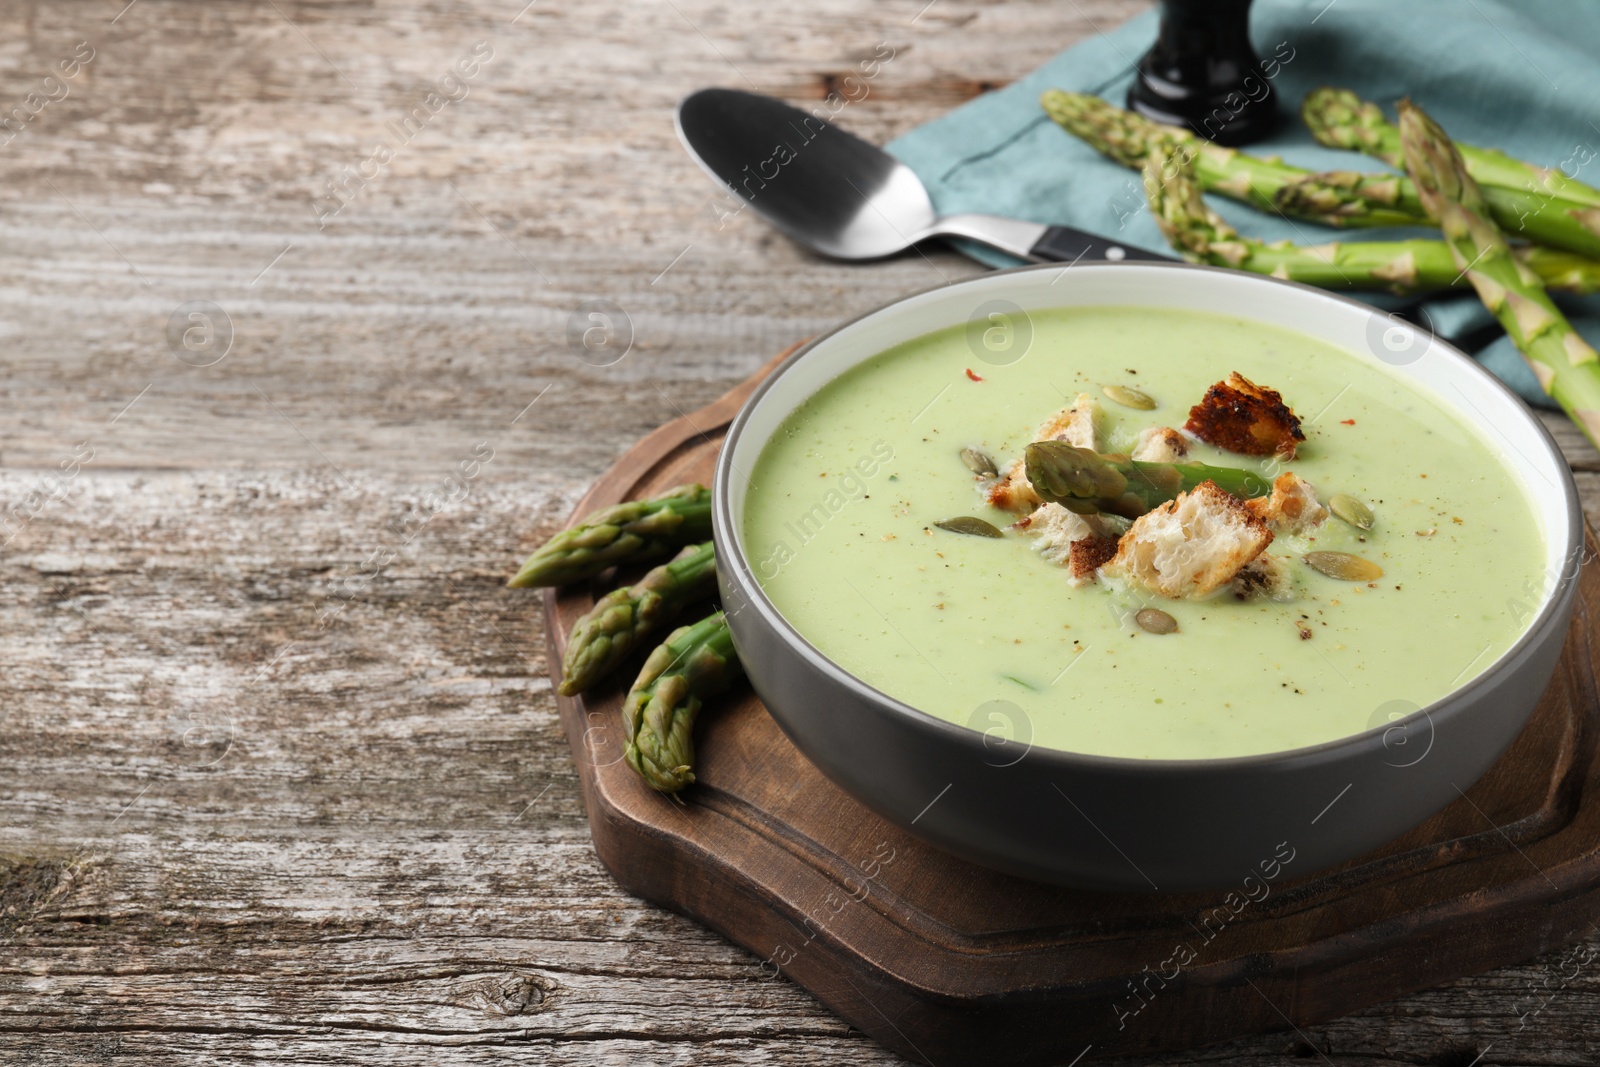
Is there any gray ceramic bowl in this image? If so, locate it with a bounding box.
[713,262,1582,892]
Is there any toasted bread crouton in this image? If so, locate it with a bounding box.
[1036,393,1103,449]
[1021,504,1118,585]
[1131,426,1190,463]
[1069,535,1120,582]
[1185,373,1305,458]
[986,395,1105,513]
[1103,480,1273,599]
[1244,472,1328,533]
[987,459,1041,513]
[1232,552,1294,601]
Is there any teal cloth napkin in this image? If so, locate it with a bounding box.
[886,0,1600,408]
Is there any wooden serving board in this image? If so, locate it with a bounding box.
[544,347,1600,1066]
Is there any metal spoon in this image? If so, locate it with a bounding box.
[676,87,1172,265]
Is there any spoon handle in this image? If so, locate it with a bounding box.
[936,213,1174,264]
[1027,226,1176,264]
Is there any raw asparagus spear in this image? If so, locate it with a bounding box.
[1305,87,1600,208]
[1046,89,1600,258]
[623,610,743,793]
[1144,145,1600,294]
[1278,168,1600,261]
[559,540,718,696]
[1522,248,1600,294]
[1302,88,1401,165]
[1042,89,1422,226]
[1024,441,1270,518]
[1398,100,1600,451]
[1269,170,1424,225]
[508,484,712,589]
[1301,88,1600,258]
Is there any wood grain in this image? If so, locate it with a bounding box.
[3,1,1600,1065]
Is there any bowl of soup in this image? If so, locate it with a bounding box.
[712,261,1581,891]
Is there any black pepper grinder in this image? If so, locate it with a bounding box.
[1126,0,1280,146]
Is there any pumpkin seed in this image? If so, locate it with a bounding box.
[960,447,998,477]
[934,516,1005,538]
[1304,551,1384,581]
[1134,608,1179,634]
[1102,384,1157,410]
[1329,492,1375,530]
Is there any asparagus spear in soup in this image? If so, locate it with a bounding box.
[1025,441,1271,519]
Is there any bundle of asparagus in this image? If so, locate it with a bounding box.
[1141,143,1600,294]
[511,484,736,794]
[1041,89,1600,259]
[1041,89,1419,226]
[1305,88,1600,212]
[1299,89,1600,260]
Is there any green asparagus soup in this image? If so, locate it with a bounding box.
[743,306,1548,760]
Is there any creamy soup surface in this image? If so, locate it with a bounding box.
[743,306,1548,760]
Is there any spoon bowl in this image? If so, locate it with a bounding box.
[675,88,1163,264]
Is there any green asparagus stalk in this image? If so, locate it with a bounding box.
[1144,145,1600,294]
[1301,88,1600,258]
[1484,185,1600,259]
[1398,100,1600,451]
[1269,170,1423,225]
[1024,441,1270,518]
[1046,89,1600,258]
[1301,88,1398,164]
[559,541,718,696]
[1042,89,1422,227]
[1278,168,1600,261]
[622,610,743,793]
[1305,88,1600,208]
[1522,248,1600,294]
[508,484,712,589]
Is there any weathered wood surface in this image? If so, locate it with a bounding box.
[2,1,1598,1064]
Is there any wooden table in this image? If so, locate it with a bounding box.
[3,2,1597,1063]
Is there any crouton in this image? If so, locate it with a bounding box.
[1102,481,1273,599]
[1021,503,1119,585]
[986,394,1104,513]
[1069,535,1120,582]
[1185,372,1305,458]
[1232,552,1294,601]
[1244,472,1328,533]
[1036,393,1103,449]
[987,459,1042,513]
[1131,426,1190,463]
